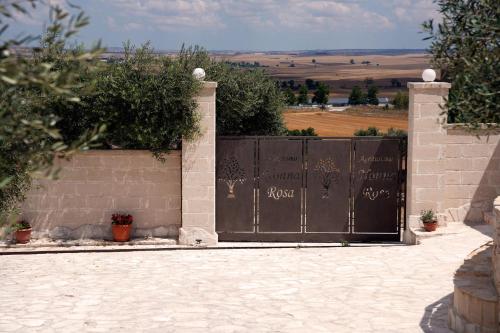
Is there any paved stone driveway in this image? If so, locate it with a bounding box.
[0,225,492,333]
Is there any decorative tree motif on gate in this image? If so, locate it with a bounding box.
[314,158,341,199]
[218,155,246,199]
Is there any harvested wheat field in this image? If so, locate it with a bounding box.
[284,108,408,137]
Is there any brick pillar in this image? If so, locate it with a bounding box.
[406,82,451,229]
[179,81,218,246]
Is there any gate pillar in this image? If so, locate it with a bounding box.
[180,81,218,246]
[406,82,451,233]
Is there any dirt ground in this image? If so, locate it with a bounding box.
[283,107,408,137]
[223,53,430,98]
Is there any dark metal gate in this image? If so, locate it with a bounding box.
[216,137,406,242]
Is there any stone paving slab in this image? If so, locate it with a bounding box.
[0,224,492,332]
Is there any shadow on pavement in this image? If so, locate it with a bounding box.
[420,293,453,333]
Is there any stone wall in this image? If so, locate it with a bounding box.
[493,197,500,298]
[407,82,500,227]
[21,150,181,240]
[444,128,500,222]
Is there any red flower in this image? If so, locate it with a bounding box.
[111,213,133,225]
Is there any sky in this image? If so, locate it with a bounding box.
[8,0,441,51]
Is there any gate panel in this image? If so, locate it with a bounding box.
[353,139,401,235]
[306,139,351,233]
[216,139,255,233]
[258,139,303,233]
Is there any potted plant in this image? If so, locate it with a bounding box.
[420,209,438,232]
[14,220,32,244]
[111,213,133,242]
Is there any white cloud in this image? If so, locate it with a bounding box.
[110,0,225,31]
[385,0,441,23]
[10,0,83,27]
[102,0,396,32]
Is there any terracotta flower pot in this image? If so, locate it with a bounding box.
[112,224,132,242]
[423,221,438,232]
[15,228,32,244]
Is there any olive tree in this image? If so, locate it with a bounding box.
[423,0,499,127]
[0,1,103,223]
[180,46,286,136]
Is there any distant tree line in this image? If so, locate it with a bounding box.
[348,86,379,105]
[225,61,267,68]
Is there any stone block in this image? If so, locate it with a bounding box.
[86,168,113,181]
[148,183,180,196]
[462,144,494,158]
[445,145,462,158]
[417,160,444,174]
[445,158,473,171]
[487,171,500,186]
[416,188,442,202]
[414,117,443,132]
[145,196,167,210]
[461,171,485,185]
[59,195,86,209]
[417,132,446,146]
[168,196,182,209]
[480,300,497,328]
[181,213,210,228]
[100,155,131,168]
[412,145,442,159]
[114,196,142,210]
[446,134,474,145]
[471,158,491,170]
[86,196,113,210]
[178,227,218,246]
[413,174,441,188]
[412,92,445,103]
[154,210,181,226]
[72,155,102,168]
[183,199,214,214]
[445,171,461,185]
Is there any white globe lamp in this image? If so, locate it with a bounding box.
[422,69,436,82]
[193,68,206,81]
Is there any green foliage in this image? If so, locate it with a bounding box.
[386,128,408,137]
[423,0,499,127]
[287,127,318,136]
[366,86,379,105]
[420,209,436,223]
[392,91,409,110]
[284,87,296,105]
[47,43,203,158]
[348,86,366,105]
[297,85,309,104]
[13,220,31,231]
[305,79,316,90]
[0,2,104,225]
[312,82,329,105]
[354,127,382,136]
[180,47,286,136]
[340,240,350,247]
[354,127,407,137]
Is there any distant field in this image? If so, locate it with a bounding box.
[283,107,408,137]
[223,53,430,98]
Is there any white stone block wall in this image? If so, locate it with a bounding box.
[407,82,500,226]
[22,150,181,239]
